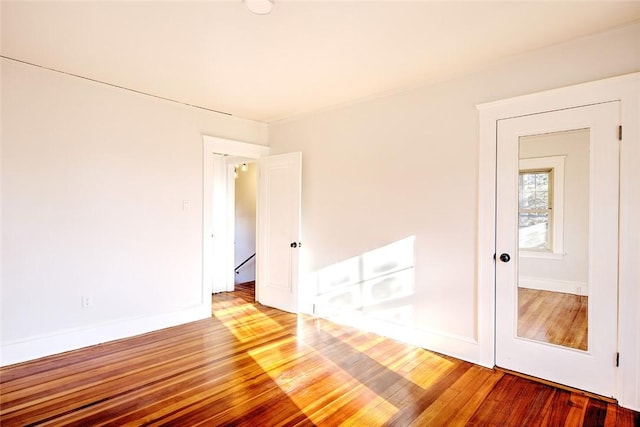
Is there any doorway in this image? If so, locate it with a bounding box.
[202,135,303,315]
[202,136,268,302]
[233,161,257,290]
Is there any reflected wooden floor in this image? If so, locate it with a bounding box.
[518,288,588,351]
[1,282,637,426]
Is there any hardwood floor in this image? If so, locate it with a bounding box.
[518,288,588,351]
[1,282,637,426]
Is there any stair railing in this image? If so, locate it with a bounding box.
[235,253,256,275]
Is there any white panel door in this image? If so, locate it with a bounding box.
[256,152,302,313]
[496,102,619,397]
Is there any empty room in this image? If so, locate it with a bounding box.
[1,1,640,425]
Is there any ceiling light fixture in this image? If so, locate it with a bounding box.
[234,163,249,178]
[243,0,274,15]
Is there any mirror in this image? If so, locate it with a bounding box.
[517,128,589,351]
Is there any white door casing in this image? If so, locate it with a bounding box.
[256,152,302,313]
[495,102,619,397]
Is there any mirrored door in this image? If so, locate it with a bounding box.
[495,102,619,397]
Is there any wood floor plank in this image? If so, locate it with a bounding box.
[408,364,500,426]
[584,399,609,426]
[444,368,505,426]
[1,325,296,424]
[35,343,274,426]
[466,374,523,425]
[565,393,590,425]
[617,405,640,426]
[0,282,637,426]
[518,288,588,350]
[539,389,572,427]
[383,361,472,426]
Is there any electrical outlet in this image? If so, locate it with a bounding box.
[82,296,93,308]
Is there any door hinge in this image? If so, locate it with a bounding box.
[616,352,620,367]
[618,125,622,141]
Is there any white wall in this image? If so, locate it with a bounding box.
[234,162,257,284]
[0,58,267,365]
[269,23,640,361]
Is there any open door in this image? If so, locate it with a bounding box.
[210,154,235,294]
[256,152,302,313]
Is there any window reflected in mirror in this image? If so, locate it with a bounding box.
[519,169,552,251]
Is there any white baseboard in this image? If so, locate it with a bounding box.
[519,276,588,296]
[315,312,481,366]
[0,304,211,367]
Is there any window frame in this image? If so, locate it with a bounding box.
[518,155,565,259]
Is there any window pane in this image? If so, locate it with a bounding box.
[523,175,536,192]
[518,212,550,250]
[530,191,548,209]
[520,172,549,206]
[535,173,548,191]
[519,170,552,251]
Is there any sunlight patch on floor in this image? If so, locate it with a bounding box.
[214,301,283,342]
[246,316,459,425]
[248,338,400,425]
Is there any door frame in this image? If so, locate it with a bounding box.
[202,136,270,303]
[477,73,640,410]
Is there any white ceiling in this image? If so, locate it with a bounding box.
[2,1,640,123]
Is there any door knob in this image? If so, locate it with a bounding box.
[290,242,298,248]
[499,253,511,263]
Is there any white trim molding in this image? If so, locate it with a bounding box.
[519,276,588,296]
[322,312,483,367]
[1,304,210,366]
[477,72,640,411]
